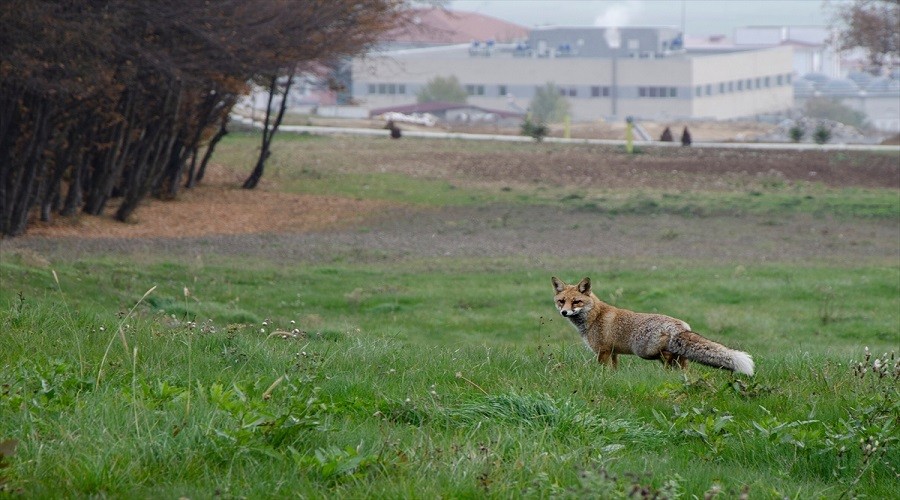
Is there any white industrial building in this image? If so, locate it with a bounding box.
[352,26,795,123]
[733,26,842,78]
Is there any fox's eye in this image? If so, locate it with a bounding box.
[573,301,582,306]
[557,299,565,305]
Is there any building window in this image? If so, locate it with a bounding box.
[466,84,485,96]
[568,87,577,97]
[378,83,387,94]
[776,75,783,85]
[737,80,743,91]
[368,84,376,94]
[399,84,406,94]
[764,76,771,87]
[387,84,396,95]
[639,86,677,98]
[591,86,610,97]
[695,86,702,97]
[705,84,712,95]
[719,83,725,94]
[728,81,734,92]
[786,73,792,84]
[746,79,752,90]
[498,85,507,96]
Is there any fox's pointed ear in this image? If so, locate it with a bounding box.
[551,276,567,293]
[576,277,591,294]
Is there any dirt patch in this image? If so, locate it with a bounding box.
[360,142,899,190]
[6,205,898,266]
[20,163,400,239]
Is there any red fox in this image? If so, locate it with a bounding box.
[552,276,754,376]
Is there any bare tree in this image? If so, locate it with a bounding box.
[241,0,406,189]
[0,0,405,236]
[829,0,900,74]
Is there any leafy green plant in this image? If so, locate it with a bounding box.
[528,82,570,123]
[520,116,548,142]
[653,405,736,454]
[813,123,832,144]
[292,444,385,483]
[789,125,805,142]
[416,75,467,104]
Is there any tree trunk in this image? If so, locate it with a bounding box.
[243,71,294,189]
[193,113,229,186]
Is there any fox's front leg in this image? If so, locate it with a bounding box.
[597,349,618,369]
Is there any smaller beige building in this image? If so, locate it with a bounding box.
[353,27,794,122]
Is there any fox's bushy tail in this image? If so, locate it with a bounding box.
[668,331,754,376]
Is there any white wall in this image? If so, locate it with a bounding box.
[353,45,794,121]
[691,47,794,119]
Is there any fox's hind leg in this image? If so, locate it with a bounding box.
[661,351,688,370]
[660,351,677,368]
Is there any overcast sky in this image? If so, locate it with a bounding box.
[447,0,843,36]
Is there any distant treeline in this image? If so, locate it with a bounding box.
[0,0,401,236]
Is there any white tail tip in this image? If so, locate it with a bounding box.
[732,351,755,376]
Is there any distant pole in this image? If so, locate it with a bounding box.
[605,28,621,119]
[612,55,618,117]
[625,116,634,154]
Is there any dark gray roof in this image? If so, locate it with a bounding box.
[820,78,860,94]
[865,77,900,93]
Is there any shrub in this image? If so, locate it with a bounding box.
[813,123,832,144]
[521,117,548,142]
[417,75,467,104]
[528,83,570,123]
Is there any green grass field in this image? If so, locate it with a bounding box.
[1,134,898,498]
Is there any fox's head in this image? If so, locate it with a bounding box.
[551,276,594,318]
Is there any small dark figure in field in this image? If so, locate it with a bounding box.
[385,120,402,139]
[681,126,692,146]
[660,126,673,142]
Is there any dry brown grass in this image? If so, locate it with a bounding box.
[24,163,398,239]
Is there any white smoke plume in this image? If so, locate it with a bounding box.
[594,0,645,27]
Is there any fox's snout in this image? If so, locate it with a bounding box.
[559,309,574,317]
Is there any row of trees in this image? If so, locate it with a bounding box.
[1,0,404,236]
[416,76,570,124]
